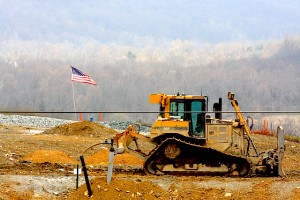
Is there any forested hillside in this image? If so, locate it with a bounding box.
[0,36,299,124]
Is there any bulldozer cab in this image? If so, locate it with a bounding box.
[150,93,206,138]
[169,99,205,137]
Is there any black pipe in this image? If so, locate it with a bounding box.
[0,110,299,114]
[80,155,93,197]
[219,98,222,120]
[76,164,79,190]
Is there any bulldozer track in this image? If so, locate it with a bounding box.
[143,135,252,176]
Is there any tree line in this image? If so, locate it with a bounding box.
[0,37,299,134]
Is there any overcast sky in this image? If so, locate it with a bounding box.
[1,0,300,45]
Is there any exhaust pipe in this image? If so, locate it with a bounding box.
[213,98,222,120]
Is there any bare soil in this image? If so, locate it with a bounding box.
[0,121,300,199]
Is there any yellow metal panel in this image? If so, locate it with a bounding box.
[150,120,189,138]
[149,94,164,104]
[206,124,232,151]
[206,124,231,143]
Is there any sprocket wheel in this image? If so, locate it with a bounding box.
[163,143,181,160]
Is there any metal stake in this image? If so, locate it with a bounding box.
[76,164,79,190]
[277,126,286,177]
[80,155,93,197]
[107,139,115,183]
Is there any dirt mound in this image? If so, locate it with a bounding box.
[22,148,144,166]
[43,121,117,138]
[22,150,78,164]
[85,149,144,166]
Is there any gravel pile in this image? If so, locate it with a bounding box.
[0,114,74,127]
[103,121,151,133]
[0,114,150,133]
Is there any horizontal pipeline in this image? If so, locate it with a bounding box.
[0,111,300,114]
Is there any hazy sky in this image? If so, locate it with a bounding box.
[1,0,300,45]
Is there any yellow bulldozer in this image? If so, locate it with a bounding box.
[114,92,285,176]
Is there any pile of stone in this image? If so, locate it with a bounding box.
[0,114,74,127]
[0,114,151,134]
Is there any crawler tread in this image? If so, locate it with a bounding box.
[144,136,251,176]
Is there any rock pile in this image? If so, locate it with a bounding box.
[0,114,151,133]
[0,114,74,127]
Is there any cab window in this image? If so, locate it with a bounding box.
[170,101,184,119]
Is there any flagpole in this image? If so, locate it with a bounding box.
[72,81,77,120]
[71,66,77,120]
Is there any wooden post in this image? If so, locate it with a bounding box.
[80,113,83,121]
[99,113,103,121]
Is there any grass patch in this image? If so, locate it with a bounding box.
[284,135,300,143]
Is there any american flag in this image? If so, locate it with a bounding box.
[71,66,97,86]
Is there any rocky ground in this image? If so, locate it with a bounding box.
[0,114,300,199]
